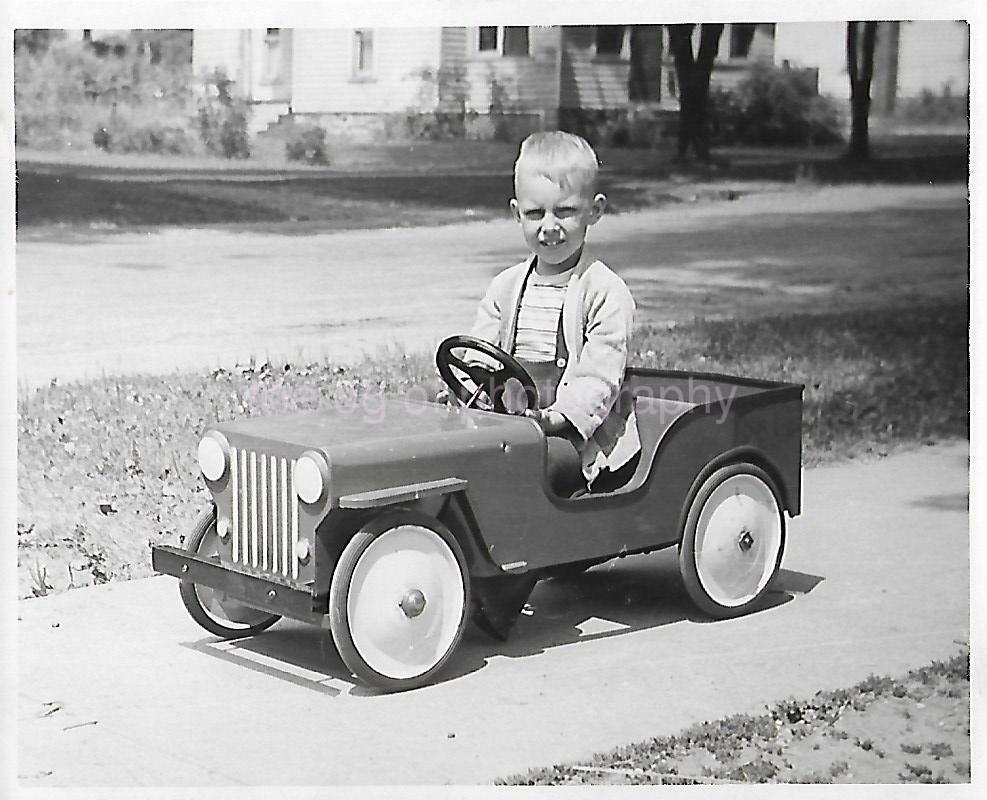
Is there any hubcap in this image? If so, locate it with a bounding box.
[694,474,783,607]
[347,525,465,680]
[399,589,427,618]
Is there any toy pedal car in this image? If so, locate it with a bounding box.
[152,336,803,691]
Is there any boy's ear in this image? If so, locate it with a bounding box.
[588,193,607,225]
[509,198,521,223]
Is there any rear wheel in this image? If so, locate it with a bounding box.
[329,510,470,691]
[179,507,281,638]
[678,464,786,619]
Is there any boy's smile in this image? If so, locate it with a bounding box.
[510,171,607,273]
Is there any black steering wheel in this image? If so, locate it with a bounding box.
[436,335,539,413]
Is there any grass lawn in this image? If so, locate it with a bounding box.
[13,157,766,232]
[15,134,967,232]
[501,646,970,784]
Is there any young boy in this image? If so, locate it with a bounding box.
[470,131,640,493]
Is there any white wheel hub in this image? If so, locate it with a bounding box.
[693,473,783,607]
[346,525,466,680]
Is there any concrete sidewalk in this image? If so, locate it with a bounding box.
[17,441,969,786]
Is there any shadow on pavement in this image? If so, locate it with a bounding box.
[722,153,967,185]
[774,568,826,595]
[177,554,825,696]
[180,631,345,697]
[908,492,968,512]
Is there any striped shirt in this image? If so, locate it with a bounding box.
[512,267,573,362]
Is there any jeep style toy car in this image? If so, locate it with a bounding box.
[152,336,803,691]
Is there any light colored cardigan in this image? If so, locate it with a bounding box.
[470,251,641,482]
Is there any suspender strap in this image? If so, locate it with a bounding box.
[554,301,569,366]
[506,257,538,355]
[509,256,570,369]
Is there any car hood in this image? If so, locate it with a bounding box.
[213,397,534,455]
[210,397,546,511]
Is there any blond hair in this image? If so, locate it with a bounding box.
[514,131,599,195]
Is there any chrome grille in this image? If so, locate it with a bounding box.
[230,448,299,579]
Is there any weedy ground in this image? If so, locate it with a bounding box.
[501,646,970,785]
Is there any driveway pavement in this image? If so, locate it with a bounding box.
[15,183,966,388]
[17,441,969,785]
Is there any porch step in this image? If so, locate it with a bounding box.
[248,102,291,134]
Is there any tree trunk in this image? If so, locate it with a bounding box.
[847,21,878,160]
[628,25,661,102]
[668,23,724,162]
[668,24,695,158]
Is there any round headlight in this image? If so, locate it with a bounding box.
[197,435,228,481]
[294,453,327,504]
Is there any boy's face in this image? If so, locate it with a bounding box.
[510,170,606,270]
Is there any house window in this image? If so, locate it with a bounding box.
[476,26,529,57]
[503,27,529,56]
[353,29,374,77]
[595,26,625,56]
[729,23,756,59]
[263,28,283,83]
[478,26,499,52]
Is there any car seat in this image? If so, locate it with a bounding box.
[544,392,697,499]
[545,435,585,497]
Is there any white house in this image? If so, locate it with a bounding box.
[191,24,776,139]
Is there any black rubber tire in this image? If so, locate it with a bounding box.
[329,509,470,692]
[179,507,281,639]
[678,463,786,619]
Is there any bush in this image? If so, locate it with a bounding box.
[14,29,66,56]
[14,37,197,152]
[396,111,476,141]
[710,63,844,146]
[284,122,330,165]
[897,88,968,125]
[559,106,673,149]
[195,70,250,159]
[486,75,516,143]
[90,102,196,155]
[398,65,477,141]
[103,121,194,155]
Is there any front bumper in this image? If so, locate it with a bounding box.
[152,545,326,625]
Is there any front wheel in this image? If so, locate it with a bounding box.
[678,464,786,619]
[179,507,281,638]
[329,510,470,691]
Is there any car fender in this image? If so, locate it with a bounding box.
[338,476,468,510]
[337,477,496,567]
[675,446,793,545]
[337,478,478,558]
[335,475,501,577]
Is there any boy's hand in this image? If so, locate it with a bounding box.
[524,408,573,436]
[502,377,530,415]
